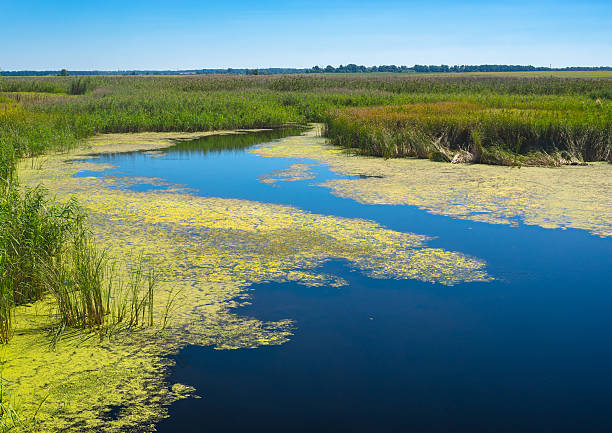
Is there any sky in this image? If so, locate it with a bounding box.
[2,0,611,70]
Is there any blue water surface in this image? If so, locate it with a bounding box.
[77,129,612,433]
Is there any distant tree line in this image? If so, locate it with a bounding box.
[304,64,612,74]
[1,65,610,77]
[409,64,612,73]
[306,64,413,73]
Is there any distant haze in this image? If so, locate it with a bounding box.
[2,0,610,70]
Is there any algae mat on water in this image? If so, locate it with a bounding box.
[253,125,612,237]
[7,130,490,432]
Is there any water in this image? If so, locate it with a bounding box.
[78,129,612,432]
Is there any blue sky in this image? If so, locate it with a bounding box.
[2,0,610,70]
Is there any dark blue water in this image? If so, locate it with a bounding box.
[78,130,612,432]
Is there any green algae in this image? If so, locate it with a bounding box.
[6,130,491,432]
[258,163,316,185]
[252,125,612,238]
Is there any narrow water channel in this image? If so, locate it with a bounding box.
[78,128,612,433]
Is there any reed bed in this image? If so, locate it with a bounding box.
[2,75,609,162]
[0,181,156,343]
[325,98,611,165]
[4,74,610,97]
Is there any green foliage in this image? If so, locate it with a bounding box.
[0,181,156,343]
[0,183,84,342]
[1,73,609,177]
[68,78,89,95]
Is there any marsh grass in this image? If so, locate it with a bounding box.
[0,180,158,343]
[2,74,611,171]
[45,232,110,329]
[68,78,90,96]
[0,183,82,342]
[160,286,181,330]
[0,376,20,430]
[109,256,156,329]
[325,100,611,166]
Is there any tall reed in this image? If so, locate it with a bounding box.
[324,100,611,165]
[0,181,157,342]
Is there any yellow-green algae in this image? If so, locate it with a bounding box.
[258,163,316,185]
[252,125,612,237]
[6,130,490,432]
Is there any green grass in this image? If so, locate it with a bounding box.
[324,98,611,165]
[2,74,609,168]
[0,376,22,431]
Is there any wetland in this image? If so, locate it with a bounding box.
[9,125,612,432]
[0,74,611,432]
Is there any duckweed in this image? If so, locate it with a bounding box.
[7,130,491,432]
[258,163,316,185]
[253,126,612,237]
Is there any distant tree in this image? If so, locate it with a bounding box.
[59,69,69,76]
[246,69,259,76]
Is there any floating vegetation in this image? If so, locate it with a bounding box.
[258,163,316,185]
[4,131,491,431]
[0,182,154,345]
[252,126,612,237]
[142,150,167,158]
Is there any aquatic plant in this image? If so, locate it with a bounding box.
[324,100,611,165]
[0,376,21,431]
[252,129,612,237]
[68,78,90,95]
[0,181,157,342]
[0,184,82,341]
[2,73,608,338]
[108,256,156,329]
